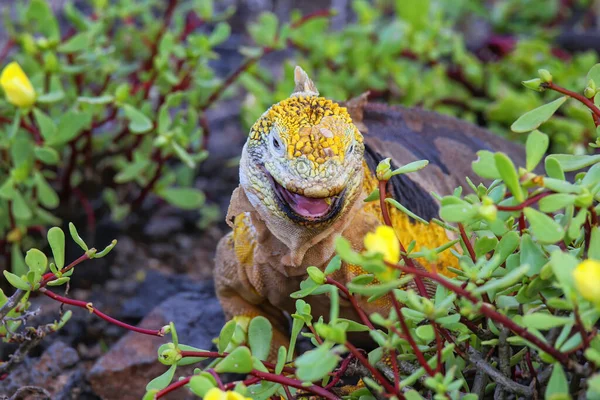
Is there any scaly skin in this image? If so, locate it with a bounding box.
[214,67,459,356]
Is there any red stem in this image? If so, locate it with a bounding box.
[391,297,435,376]
[132,153,164,208]
[458,223,476,262]
[324,354,354,390]
[72,187,96,234]
[384,260,573,367]
[345,342,403,398]
[41,253,89,285]
[250,370,339,400]
[40,288,165,336]
[544,82,600,126]
[378,180,430,298]
[496,192,551,211]
[325,277,375,330]
[0,39,14,64]
[156,376,191,399]
[179,351,295,374]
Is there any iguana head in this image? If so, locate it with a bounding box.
[240,67,365,227]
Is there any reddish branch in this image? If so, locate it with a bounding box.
[325,277,374,330]
[345,342,403,398]
[496,192,551,211]
[391,296,435,376]
[543,82,600,126]
[458,223,476,262]
[378,180,430,298]
[250,370,340,400]
[325,354,354,390]
[156,376,191,399]
[179,351,295,374]
[40,288,165,336]
[0,39,14,64]
[383,260,574,367]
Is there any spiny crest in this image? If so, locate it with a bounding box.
[249,67,363,164]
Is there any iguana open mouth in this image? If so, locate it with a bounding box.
[263,168,345,222]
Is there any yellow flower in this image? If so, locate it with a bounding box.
[364,225,400,265]
[204,388,253,400]
[0,62,36,108]
[573,259,600,304]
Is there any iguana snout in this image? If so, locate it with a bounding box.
[241,67,365,225]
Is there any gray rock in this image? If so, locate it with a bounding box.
[88,289,224,400]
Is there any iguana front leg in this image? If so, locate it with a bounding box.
[214,233,290,359]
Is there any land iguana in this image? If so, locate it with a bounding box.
[214,66,525,354]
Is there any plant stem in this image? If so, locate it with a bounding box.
[345,342,402,397]
[250,370,340,400]
[156,376,191,399]
[325,277,374,330]
[383,260,575,368]
[39,288,165,336]
[543,82,600,126]
[458,222,476,262]
[496,191,551,211]
[378,180,429,298]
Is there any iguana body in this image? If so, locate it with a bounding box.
[215,67,525,351]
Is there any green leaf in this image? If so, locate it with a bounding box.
[158,187,205,210]
[123,105,153,134]
[520,234,547,276]
[248,316,272,361]
[37,91,65,104]
[34,146,59,165]
[209,22,231,46]
[525,130,549,171]
[12,190,32,220]
[248,12,278,47]
[549,250,578,294]
[324,255,342,275]
[48,110,92,145]
[295,345,339,382]
[522,313,571,330]
[587,64,600,89]
[214,346,253,374]
[172,142,196,169]
[25,248,47,275]
[439,201,477,223]
[524,207,564,244]
[145,364,176,391]
[472,150,501,179]
[188,375,216,397]
[590,227,600,261]
[545,157,565,180]
[34,172,59,208]
[218,320,236,354]
[546,154,600,172]
[114,159,150,183]
[47,227,65,269]
[511,96,567,133]
[69,222,88,252]
[33,108,57,141]
[77,95,114,104]
[396,0,430,29]
[26,0,60,40]
[58,31,90,53]
[11,244,27,276]
[539,194,576,213]
[391,160,429,176]
[474,264,529,294]
[386,198,428,224]
[3,270,31,291]
[545,363,569,399]
[495,152,524,202]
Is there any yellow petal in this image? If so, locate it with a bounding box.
[364,225,400,264]
[573,259,600,303]
[0,62,36,108]
[226,391,252,400]
[204,388,227,400]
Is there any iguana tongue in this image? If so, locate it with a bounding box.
[280,188,331,217]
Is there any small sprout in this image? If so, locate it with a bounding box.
[376,157,393,181]
[85,302,94,313]
[538,68,553,83]
[69,223,88,252]
[93,239,117,258]
[307,266,325,284]
[159,347,182,365]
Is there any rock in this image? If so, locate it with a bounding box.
[87,287,225,400]
[0,341,94,400]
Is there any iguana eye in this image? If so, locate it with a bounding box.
[272,137,281,149]
[269,133,285,157]
[347,143,355,154]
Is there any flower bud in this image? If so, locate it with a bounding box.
[574,189,593,208]
[159,347,181,365]
[522,78,544,92]
[584,86,596,99]
[364,225,400,265]
[0,62,36,108]
[573,259,600,304]
[376,158,393,181]
[307,266,325,284]
[538,69,552,83]
[43,52,59,73]
[479,204,497,221]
